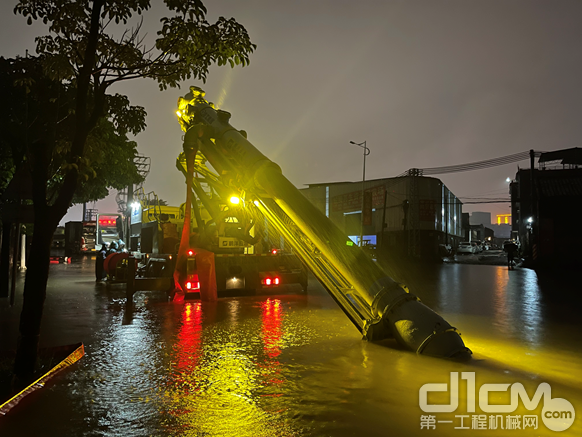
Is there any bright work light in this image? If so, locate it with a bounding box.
[229,196,240,205]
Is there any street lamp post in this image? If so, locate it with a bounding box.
[350,140,370,247]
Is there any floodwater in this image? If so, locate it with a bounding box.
[0,258,581,436]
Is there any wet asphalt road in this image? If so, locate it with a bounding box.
[0,257,581,436]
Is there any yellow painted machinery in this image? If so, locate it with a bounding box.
[127,148,307,295]
[175,87,472,361]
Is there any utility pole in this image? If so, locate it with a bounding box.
[350,140,369,247]
[444,190,451,245]
[529,149,536,261]
[407,168,422,258]
[379,188,387,252]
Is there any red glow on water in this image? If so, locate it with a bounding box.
[261,298,282,360]
[174,302,203,389]
[260,298,285,389]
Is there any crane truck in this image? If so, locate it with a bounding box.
[164,86,472,361]
[119,87,471,361]
[122,152,308,296]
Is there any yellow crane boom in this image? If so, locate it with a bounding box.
[176,86,471,361]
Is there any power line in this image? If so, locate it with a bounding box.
[459,197,510,201]
[439,200,511,204]
[398,150,543,177]
[461,200,511,204]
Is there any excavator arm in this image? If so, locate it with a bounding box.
[175,86,472,361]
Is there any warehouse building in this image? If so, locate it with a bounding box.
[300,175,462,261]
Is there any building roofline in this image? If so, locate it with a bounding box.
[303,175,445,188]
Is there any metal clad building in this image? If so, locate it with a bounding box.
[300,176,463,260]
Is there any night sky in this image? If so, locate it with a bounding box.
[2,0,582,225]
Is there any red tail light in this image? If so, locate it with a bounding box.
[187,249,194,256]
[265,278,272,285]
[185,281,200,290]
[274,277,280,285]
[271,249,277,255]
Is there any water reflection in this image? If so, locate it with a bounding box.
[492,266,510,337]
[394,264,551,350]
[488,267,542,347]
[174,302,203,383]
[261,298,283,360]
[2,258,581,437]
[82,309,166,436]
[520,269,542,347]
[163,299,301,437]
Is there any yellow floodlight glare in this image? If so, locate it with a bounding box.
[229,196,240,205]
[176,110,182,117]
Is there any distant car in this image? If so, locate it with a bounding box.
[457,242,475,254]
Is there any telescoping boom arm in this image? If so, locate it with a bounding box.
[175,86,471,361]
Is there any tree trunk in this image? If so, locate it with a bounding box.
[13,208,57,382]
[0,222,12,298]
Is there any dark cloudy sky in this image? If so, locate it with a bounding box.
[2,0,582,225]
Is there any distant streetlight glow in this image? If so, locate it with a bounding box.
[506,177,511,183]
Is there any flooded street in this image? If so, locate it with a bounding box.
[1,259,581,436]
